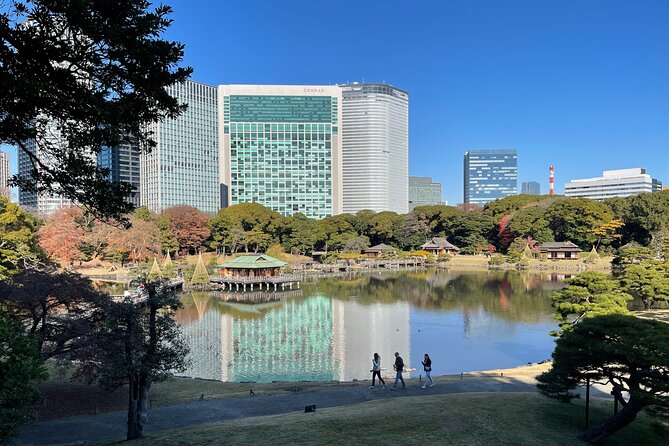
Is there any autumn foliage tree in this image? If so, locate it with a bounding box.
[163,206,210,256]
[38,206,87,262]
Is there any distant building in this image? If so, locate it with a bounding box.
[539,242,582,261]
[463,149,517,206]
[98,139,141,208]
[18,121,72,215]
[409,176,442,210]
[141,80,219,213]
[340,83,409,214]
[421,237,460,256]
[364,243,397,258]
[521,181,540,195]
[0,150,9,199]
[564,168,662,200]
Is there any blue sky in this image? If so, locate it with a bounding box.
[4,0,668,206]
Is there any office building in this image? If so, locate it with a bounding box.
[140,80,219,213]
[219,85,342,218]
[0,150,9,199]
[521,181,541,195]
[98,139,141,208]
[409,176,442,210]
[463,149,518,206]
[564,168,662,200]
[340,83,409,214]
[18,122,72,215]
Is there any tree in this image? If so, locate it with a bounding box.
[393,212,430,250]
[0,196,41,279]
[618,262,669,310]
[551,271,631,334]
[0,270,110,360]
[281,213,316,255]
[210,203,283,253]
[163,206,210,255]
[538,315,669,443]
[244,229,272,253]
[546,199,613,249]
[591,219,625,250]
[343,235,370,253]
[1,0,192,221]
[368,211,400,245]
[156,214,179,255]
[105,216,161,264]
[626,190,669,256]
[93,279,189,440]
[0,313,48,444]
[37,206,87,262]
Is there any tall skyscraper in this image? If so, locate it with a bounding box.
[521,181,541,195]
[0,150,10,199]
[409,176,442,210]
[18,122,72,215]
[565,168,662,200]
[463,149,518,206]
[218,85,342,218]
[140,80,219,213]
[340,83,409,214]
[98,139,141,208]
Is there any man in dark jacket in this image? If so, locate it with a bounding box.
[391,351,406,390]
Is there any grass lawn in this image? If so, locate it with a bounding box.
[101,393,666,446]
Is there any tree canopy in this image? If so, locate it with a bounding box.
[538,314,669,443]
[1,0,192,221]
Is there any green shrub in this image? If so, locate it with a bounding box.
[488,254,506,266]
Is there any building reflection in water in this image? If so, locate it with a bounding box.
[175,291,410,382]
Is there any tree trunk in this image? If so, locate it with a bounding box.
[137,377,151,439]
[577,400,644,444]
[127,377,140,440]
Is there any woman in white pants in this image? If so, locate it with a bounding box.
[421,353,435,389]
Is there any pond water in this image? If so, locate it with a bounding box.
[173,269,565,383]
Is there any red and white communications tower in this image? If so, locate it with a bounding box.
[549,165,555,195]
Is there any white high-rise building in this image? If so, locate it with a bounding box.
[18,121,72,215]
[340,83,409,214]
[565,168,662,200]
[0,150,10,200]
[140,80,219,213]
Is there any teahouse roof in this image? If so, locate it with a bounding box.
[364,243,397,253]
[220,254,287,269]
[539,241,582,253]
[421,237,460,251]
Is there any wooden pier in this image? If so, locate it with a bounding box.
[210,274,301,293]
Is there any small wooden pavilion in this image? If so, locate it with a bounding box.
[539,242,582,260]
[421,237,460,256]
[364,243,397,258]
[218,254,287,278]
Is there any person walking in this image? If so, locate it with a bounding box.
[421,353,435,389]
[370,353,385,389]
[390,352,405,390]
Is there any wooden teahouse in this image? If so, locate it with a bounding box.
[539,242,582,260]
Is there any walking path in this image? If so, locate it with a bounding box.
[17,364,607,446]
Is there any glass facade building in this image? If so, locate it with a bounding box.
[408,176,442,210]
[98,139,141,208]
[219,85,342,218]
[340,83,409,214]
[521,181,541,195]
[565,168,662,200]
[0,151,9,199]
[141,81,219,213]
[463,149,518,206]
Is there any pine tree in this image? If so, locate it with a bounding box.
[190,253,210,285]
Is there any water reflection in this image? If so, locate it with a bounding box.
[175,270,561,382]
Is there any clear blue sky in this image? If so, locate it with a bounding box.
[4,0,668,206]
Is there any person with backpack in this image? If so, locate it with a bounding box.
[390,351,405,390]
[370,353,385,389]
[421,353,435,389]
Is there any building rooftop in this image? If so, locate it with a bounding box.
[539,242,582,252]
[364,243,397,253]
[219,254,287,269]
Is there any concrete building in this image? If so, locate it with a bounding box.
[463,149,518,206]
[98,139,141,208]
[340,83,409,214]
[409,176,442,210]
[18,122,72,215]
[521,181,540,195]
[564,168,662,200]
[140,80,219,213]
[219,85,342,218]
[0,150,9,199]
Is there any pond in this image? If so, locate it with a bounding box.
[174,269,565,383]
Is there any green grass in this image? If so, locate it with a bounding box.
[101,393,666,446]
